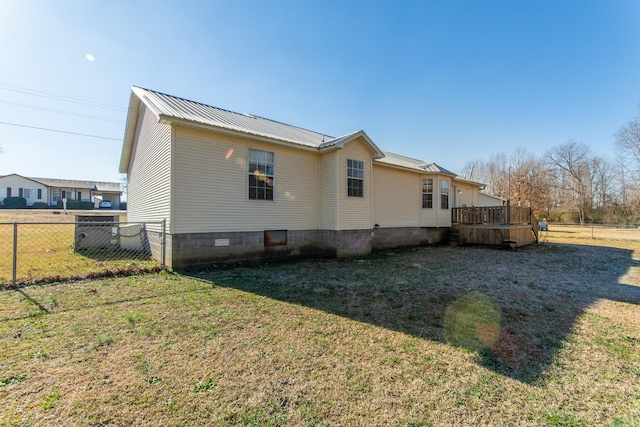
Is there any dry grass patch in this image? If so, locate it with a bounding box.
[0,233,639,425]
[0,210,157,286]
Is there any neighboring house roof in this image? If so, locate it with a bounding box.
[0,173,48,187]
[0,174,123,193]
[119,86,482,188]
[30,178,123,192]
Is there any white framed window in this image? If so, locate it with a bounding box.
[52,190,61,202]
[441,179,450,209]
[347,159,364,197]
[248,148,274,201]
[23,189,32,199]
[422,178,433,208]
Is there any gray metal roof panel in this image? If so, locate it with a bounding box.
[133,86,331,148]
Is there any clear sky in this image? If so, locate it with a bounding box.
[1,0,639,183]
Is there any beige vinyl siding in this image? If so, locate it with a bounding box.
[417,175,454,227]
[318,151,337,229]
[452,181,479,208]
[337,138,373,230]
[372,165,420,227]
[172,127,319,233]
[126,104,172,228]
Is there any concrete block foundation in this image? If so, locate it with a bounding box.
[151,227,445,269]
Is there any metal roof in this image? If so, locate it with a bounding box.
[374,152,457,175]
[132,86,329,148]
[119,86,482,186]
[28,177,123,192]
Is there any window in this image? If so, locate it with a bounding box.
[37,189,42,199]
[422,178,433,208]
[347,159,364,197]
[248,148,274,200]
[441,180,450,209]
[23,189,32,199]
[52,190,61,202]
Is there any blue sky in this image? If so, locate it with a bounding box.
[1,0,639,183]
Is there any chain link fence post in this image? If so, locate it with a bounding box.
[12,222,18,286]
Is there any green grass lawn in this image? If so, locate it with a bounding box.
[0,222,159,285]
[0,234,639,425]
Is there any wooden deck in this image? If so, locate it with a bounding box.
[451,206,538,248]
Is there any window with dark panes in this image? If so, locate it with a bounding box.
[347,159,364,197]
[248,148,274,200]
[422,178,433,208]
[440,179,449,209]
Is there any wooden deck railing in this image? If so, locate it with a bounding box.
[451,206,533,225]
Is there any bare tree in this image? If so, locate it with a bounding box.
[464,148,552,217]
[615,111,640,167]
[463,152,509,199]
[546,140,594,224]
[614,111,640,222]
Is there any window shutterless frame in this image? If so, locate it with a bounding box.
[440,179,450,209]
[247,148,275,201]
[346,159,364,197]
[422,178,433,208]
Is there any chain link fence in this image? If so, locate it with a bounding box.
[1,219,165,286]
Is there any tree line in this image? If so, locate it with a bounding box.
[462,110,640,226]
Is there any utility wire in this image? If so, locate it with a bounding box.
[0,121,121,141]
[0,99,124,123]
[0,83,127,112]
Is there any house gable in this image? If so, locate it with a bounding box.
[0,174,48,206]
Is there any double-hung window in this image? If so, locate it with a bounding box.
[440,179,450,209]
[347,159,364,197]
[421,178,433,208]
[248,148,274,200]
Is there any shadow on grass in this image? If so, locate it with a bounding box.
[182,243,640,383]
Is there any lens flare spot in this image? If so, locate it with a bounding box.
[225,148,234,159]
[235,158,244,166]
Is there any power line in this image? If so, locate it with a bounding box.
[0,99,124,123]
[0,83,127,112]
[0,121,121,141]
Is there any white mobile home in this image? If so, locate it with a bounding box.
[119,87,485,268]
